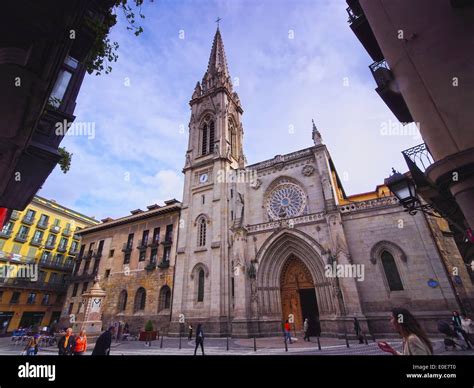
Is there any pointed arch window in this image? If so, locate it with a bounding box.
[197,269,205,302]
[229,119,237,158]
[198,218,207,247]
[134,287,146,312]
[118,290,127,312]
[381,251,403,291]
[200,116,214,156]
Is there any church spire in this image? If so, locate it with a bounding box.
[199,27,233,95]
[312,118,323,145]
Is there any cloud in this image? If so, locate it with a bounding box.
[39,0,422,219]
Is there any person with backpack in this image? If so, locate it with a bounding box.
[194,324,205,356]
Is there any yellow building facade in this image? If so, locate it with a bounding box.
[0,196,98,333]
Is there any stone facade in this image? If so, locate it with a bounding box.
[169,28,474,338]
[60,201,180,335]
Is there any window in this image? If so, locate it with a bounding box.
[25,209,36,221]
[126,233,134,249]
[202,195,205,205]
[231,210,234,220]
[165,225,173,242]
[38,271,46,282]
[229,119,237,158]
[40,251,50,263]
[46,234,56,247]
[38,214,48,225]
[83,260,90,273]
[49,273,58,284]
[381,251,404,291]
[158,286,171,311]
[79,244,85,257]
[10,292,20,304]
[139,250,146,262]
[134,288,146,312]
[59,237,67,250]
[67,303,74,315]
[82,282,89,294]
[88,242,95,252]
[198,218,206,247]
[109,249,115,258]
[152,228,160,245]
[118,290,127,312]
[76,302,82,314]
[123,253,131,264]
[32,230,43,244]
[18,225,29,239]
[105,269,111,278]
[97,240,104,255]
[142,230,149,246]
[150,249,157,264]
[49,56,77,108]
[70,241,78,253]
[72,283,79,297]
[1,221,13,234]
[53,219,60,227]
[41,294,50,305]
[92,259,100,274]
[26,292,36,304]
[197,269,205,302]
[200,116,215,155]
[0,291,3,302]
[230,189,233,198]
[163,247,171,263]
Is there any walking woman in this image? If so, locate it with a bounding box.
[73,330,87,355]
[452,311,473,349]
[24,335,38,356]
[194,324,205,356]
[378,307,433,355]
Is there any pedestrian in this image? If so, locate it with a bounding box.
[24,335,38,356]
[461,314,473,344]
[92,326,115,355]
[378,307,433,355]
[73,330,87,355]
[354,317,364,344]
[188,323,193,341]
[303,318,310,342]
[57,328,75,356]
[452,311,473,349]
[194,324,205,356]
[284,319,292,344]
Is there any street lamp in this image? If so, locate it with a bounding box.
[384,168,435,216]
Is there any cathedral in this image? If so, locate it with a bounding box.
[168,27,474,338]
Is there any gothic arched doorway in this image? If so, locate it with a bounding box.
[280,256,320,335]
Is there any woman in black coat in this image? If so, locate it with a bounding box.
[194,324,205,356]
[92,326,115,355]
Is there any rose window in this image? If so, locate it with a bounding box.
[266,182,307,220]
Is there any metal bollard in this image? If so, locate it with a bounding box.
[160,335,164,348]
[345,333,350,348]
[226,336,229,351]
[317,336,321,351]
[253,337,257,352]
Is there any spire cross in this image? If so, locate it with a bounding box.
[216,17,222,28]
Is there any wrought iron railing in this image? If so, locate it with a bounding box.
[402,143,434,172]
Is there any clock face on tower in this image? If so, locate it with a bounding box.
[199,173,209,184]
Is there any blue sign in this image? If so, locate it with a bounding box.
[427,279,439,288]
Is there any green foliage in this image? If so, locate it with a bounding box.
[145,320,154,332]
[85,0,146,75]
[58,147,73,174]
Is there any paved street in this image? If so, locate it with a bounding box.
[1,336,473,356]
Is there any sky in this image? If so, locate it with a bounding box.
[39,0,422,220]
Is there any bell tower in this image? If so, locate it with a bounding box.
[170,27,244,336]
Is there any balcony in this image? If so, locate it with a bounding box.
[14,233,28,243]
[49,224,61,234]
[44,241,56,250]
[39,258,74,272]
[92,250,102,259]
[21,215,35,225]
[68,268,98,282]
[73,233,81,240]
[57,244,67,253]
[10,210,20,220]
[68,247,79,256]
[0,278,68,292]
[82,251,93,260]
[122,242,133,253]
[346,0,384,62]
[148,236,160,248]
[137,239,148,251]
[157,260,170,269]
[0,229,13,239]
[36,220,49,230]
[161,237,173,247]
[369,60,413,123]
[145,262,156,271]
[30,237,43,247]
[62,228,72,237]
